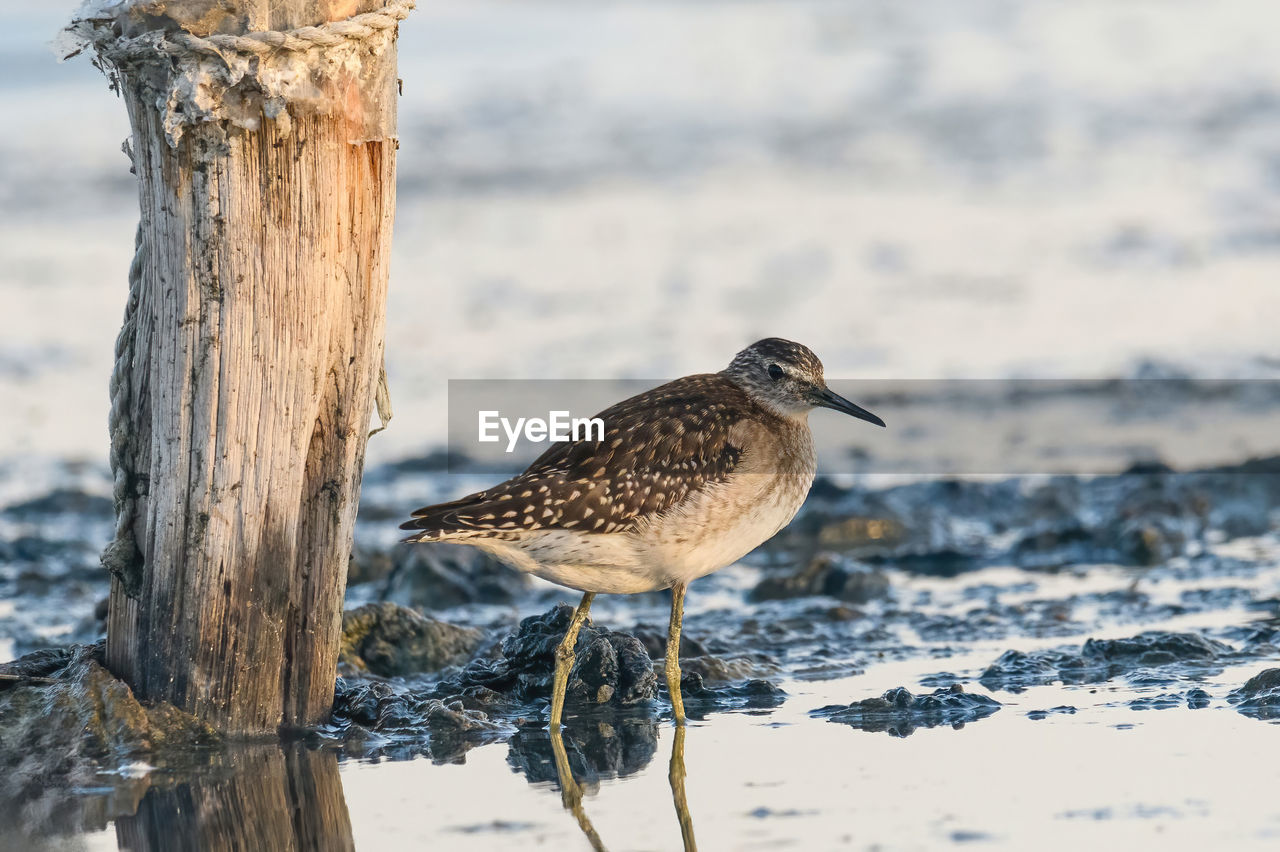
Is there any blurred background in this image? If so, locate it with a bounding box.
[3,0,1279,475]
[3,1,1280,849]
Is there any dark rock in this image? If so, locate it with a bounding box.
[1129,692,1192,710]
[1186,687,1212,709]
[1011,520,1103,569]
[786,461,1280,574]
[978,648,1076,689]
[980,632,1234,691]
[435,605,659,714]
[339,603,483,677]
[0,645,79,679]
[2,489,113,519]
[0,644,218,813]
[1026,706,1077,720]
[1081,632,1230,663]
[811,684,1001,737]
[1234,668,1280,696]
[324,677,512,761]
[1123,460,1176,475]
[678,673,786,712]
[507,716,659,787]
[678,655,779,684]
[383,449,456,474]
[1228,668,1280,720]
[630,624,710,660]
[377,543,530,609]
[1115,518,1187,566]
[0,535,92,566]
[813,515,911,555]
[873,549,977,578]
[749,554,890,604]
[346,545,394,585]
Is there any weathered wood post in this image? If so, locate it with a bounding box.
[65,0,410,735]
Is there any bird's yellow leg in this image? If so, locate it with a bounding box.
[550,591,595,730]
[666,583,687,725]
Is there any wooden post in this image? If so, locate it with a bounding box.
[68,0,409,735]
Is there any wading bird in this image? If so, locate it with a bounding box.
[401,338,884,727]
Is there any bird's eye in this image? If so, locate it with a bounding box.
[767,363,785,381]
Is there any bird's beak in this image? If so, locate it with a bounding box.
[811,386,886,427]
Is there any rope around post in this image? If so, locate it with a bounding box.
[101,222,146,597]
[70,0,415,64]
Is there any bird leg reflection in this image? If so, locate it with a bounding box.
[549,721,607,851]
[669,724,698,851]
[551,591,595,730]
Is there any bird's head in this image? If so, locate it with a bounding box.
[722,338,886,426]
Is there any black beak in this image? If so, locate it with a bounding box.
[811,386,886,427]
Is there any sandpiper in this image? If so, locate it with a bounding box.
[401,338,885,727]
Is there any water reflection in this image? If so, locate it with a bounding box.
[115,745,353,851]
[508,714,698,851]
[668,726,698,852]
[0,742,352,851]
[548,727,606,851]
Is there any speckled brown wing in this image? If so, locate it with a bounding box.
[400,374,751,541]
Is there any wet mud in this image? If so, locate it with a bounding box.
[1228,668,1280,720]
[812,684,1002,737]
[1,453,1278,845]
[339,602,484,677]
[978,631,1239,691]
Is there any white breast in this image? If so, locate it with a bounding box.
[633,419,816,588]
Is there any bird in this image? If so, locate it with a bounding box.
[400,338,885,728]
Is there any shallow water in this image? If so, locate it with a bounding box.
[4,0,1280,467]
[6,547,1274,851]
[3,0,1280,849]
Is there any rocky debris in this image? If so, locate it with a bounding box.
[0,644,218,828]
[506,716,659,787]
[1128,688,1211,711]
[812,684,1001,737]
[1228,668,1280,720]
[376,449,455,476]
[434,605,659,714]
[980,631,1234,691]
[323,678,513,761]
[1082,632,1231,664]
[0,535,99,572]
[1115,518,1189,566]
[677,654,779,684]
[630,624,713,660]
[376,543,530,609]
[346,545,394,586]
[1,489,113,519]
[1026,706,1077,720]
[749,553,890,604]
[786,459,1280,572]
[339,603,483,677]
[678,674,787,713]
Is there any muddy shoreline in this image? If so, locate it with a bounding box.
[2,451,1277,846]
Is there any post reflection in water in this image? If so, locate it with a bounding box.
[114,744,353,851]
[513,713,698,852]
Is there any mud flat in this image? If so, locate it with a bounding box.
[1,449,1277,847]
